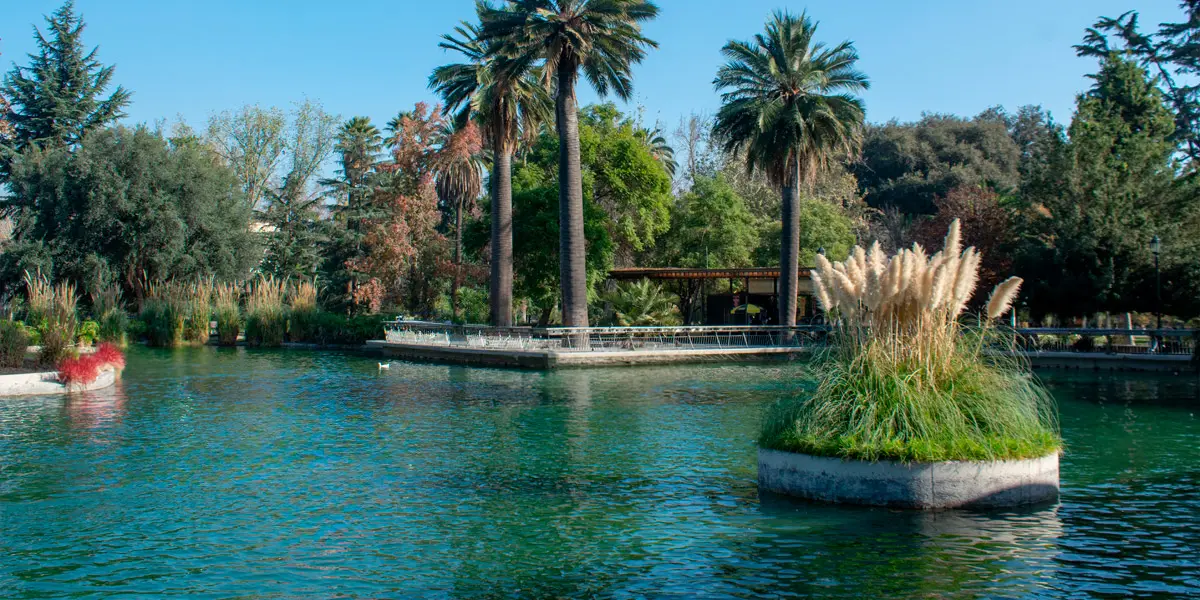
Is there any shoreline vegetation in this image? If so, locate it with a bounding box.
[759,221,1063,464]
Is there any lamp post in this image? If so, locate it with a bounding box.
[1150,235,1162,331]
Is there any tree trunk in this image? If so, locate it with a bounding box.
[490,146,514,327]
[779,160,801,328]
[452,197,463,320]
[556,67,589,329]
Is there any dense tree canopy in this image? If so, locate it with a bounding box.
[853,111,1021,215]
[0,126,259,295]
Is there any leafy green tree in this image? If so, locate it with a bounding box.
[206,105,287,210]
[853,112,1021,216]
[653,174,758,322]
[260,100,339,279]
[1,1,130,177]
[1075,4,1200,163]
[1,126,258,296]
[480,0,660,328]
[752,199,856,268]
[601,278,681,326]
[580,104,673,260]
[659,175,758,270]
[430,18,551,326]
[713,10,868,327]
[1018,54,1182,318]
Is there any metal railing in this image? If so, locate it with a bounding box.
[382,321,1198,357]
[1013,328,1198,357]
[382,321,825,352]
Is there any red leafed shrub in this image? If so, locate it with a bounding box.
[57,344,126,386]
[57,354,104,385]
[94,343,126,370]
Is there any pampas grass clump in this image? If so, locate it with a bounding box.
[214,282,242,346]
[141,281,187,348]
[245,276,288,347]
[760,220,1061,463]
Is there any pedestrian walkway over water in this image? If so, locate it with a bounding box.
[368,322,1199,371]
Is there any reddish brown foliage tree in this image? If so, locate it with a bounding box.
[914,185,1014,295]
[347,103,449,313]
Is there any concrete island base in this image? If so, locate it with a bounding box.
[0,367,119,397]
[758,448,1060,509]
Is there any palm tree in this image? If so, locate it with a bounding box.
[713,11,868,327]
[432,121,485,319]
[328,117,383,231]
[604,278,681,326]
[479,0,659,328]
[636,125,677,177]
[430,19,551,327]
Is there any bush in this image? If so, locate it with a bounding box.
[214,282,242,346]
[245,277,287,347]
[760,221,1060,463]
[77,320,100,346]
[94,342,126,370]
[57,354,102,385]
[0,321,31,368]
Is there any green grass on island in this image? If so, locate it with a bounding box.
[759,348,1063,463]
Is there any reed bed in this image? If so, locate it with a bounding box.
[245,276,288,347]
[760,220,1061,463]
[214,282,242,346]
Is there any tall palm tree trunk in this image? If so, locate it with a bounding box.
[779,160,801,328]
[490,145,514,327]
[452,197,464,320]
[556,67,589,329]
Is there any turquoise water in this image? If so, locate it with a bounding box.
[0,348,1197,598]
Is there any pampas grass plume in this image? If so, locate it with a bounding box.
[987,277,1023,320]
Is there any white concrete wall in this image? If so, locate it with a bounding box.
[758,449,1059,509]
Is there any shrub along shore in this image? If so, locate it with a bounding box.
[2,272,389,372]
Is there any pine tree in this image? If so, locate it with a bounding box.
[1,1,131,168]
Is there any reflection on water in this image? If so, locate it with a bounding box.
[0,347,1196,598]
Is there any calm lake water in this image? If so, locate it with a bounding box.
[0,347,1197,598]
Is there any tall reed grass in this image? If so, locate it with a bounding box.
[90,282,129,346]
[214,282,242,346]
[287,281,320,343]
[184,278,214,344]
[141,280,187,347]
[245,276,287,347]
[760,220,1061,463]
[24,272,79,366]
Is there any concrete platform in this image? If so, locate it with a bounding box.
[365,340,809,369]
[758,449,1060,509]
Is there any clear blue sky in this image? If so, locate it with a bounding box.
[1,0,1184,136]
